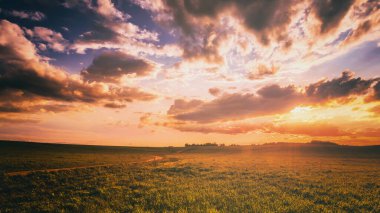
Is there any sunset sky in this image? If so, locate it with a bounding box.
[0,0,379,146]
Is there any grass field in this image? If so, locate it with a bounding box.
[1,141,380,212]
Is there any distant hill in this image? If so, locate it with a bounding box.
[309,140,339,146]
[252,140,380,158]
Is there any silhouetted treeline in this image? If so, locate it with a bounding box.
[185,143,219,147]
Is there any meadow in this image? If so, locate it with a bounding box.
[0,141,379,212]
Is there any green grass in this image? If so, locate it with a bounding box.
[0,141,380,212]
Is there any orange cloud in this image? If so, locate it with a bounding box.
[153,119,351,137]
[368,105,380,115]
[247,64,279,80]
[208,87,221,96]
[166,71,379,124]
[25,26,68,52]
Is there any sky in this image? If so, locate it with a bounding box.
[0,0,379,146]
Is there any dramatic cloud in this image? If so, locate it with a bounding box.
[313,0,355,34]
[306,70,377,102]
[25,27,68,52]
[0,20,156,113]
[81,51,154,83]
[0,9,45,21]
[167,71,380,123]
[168,85,303,123]
[134,0,380,76]
[372,81,380,101]
[67,0,181,58]
[159,0,300,45]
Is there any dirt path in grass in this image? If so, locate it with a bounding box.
[5,155,164,177]
[144,156,163,162]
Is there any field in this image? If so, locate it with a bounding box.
[1,141,380,212]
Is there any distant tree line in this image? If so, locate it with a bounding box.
[185,143,219,147]
[184,143,239,147]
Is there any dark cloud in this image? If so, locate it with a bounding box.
[104,103,126,109]
[372,81,380,101]
[313,0,355,34]
[0,103,76,113]
[306,71,376,101]
[235,0,298,45]
[0,103,24,113]
[66,1,124,50]
[0,19,156,113]
[67,0,160,54]
[81,51,154,83]
[163,0,298,44]
[257,84,298,98]
[153,0,301,62]
[0,117,39,124]
[78,22,119,43]
[352,0,380,18]
[0,9,46,21]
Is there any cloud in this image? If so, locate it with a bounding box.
[26,26,68,52]
[167,99,204,116]
[168,84,302,123]
[208,87,221,96]
[371,81,380,101]
[165,121,349,137]
[0,103,77,113]
[171,123,262,135]
[166,71,379,123]
[247,64,279,80]
[104,103,127,109]
[342,20,372,45]
[1,9,46,21]
[312,0,355,34]
[67,0,181,58]
[306,70,377,102]
[0,19,37,61]
[0,117,39,124]
[81,51,154,83]
[268,122,350,137]
[368,104,380,115]
[0,19,156,113]
[159,0,300,45]
[134,0,379,78]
